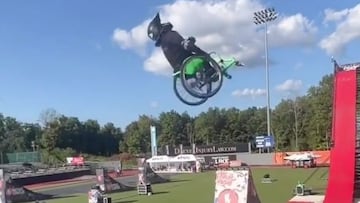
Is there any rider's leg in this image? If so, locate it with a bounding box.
[204,62,219,82]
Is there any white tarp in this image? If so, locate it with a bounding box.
[214,170,249,203]
[146,155,171,163]
[170,154,197,162]
[147,154,197,163]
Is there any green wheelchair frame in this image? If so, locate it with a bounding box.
[172,52,242,105]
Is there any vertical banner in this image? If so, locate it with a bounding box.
[166,145,170,155]
[150,125,157,157]
[95,168,106,192]
[0,169,5,203]
[137,158,149,185]
[179,144,183,154]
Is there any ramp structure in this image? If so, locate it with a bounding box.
[0,169,52,203]
[145,164,170,184]
[95,168,135,193]
[137,158,170,184]
[95,164,170,194]
[214,168,261,203]
[323,62,360,203]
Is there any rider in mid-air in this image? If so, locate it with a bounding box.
[147,12,214,76]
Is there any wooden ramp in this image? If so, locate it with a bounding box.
[214,167,261,203]
[288,195,325,203]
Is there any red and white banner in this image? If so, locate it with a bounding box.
[66,156,84,166]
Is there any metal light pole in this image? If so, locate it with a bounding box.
[254,8,278,152]
[292,99,299,151]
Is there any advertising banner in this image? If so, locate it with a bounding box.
[255,135,275,148]
[160,143,249,156]
[204,155,237,165]
[66,156,85,166]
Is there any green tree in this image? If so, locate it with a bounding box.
[1,116,26,152]
[193,107,226,145]
[304,74,333,150]
[158,110,186,147]
[100,122,122,156]
[82,119,101,154]
[123,115,154,154]
[23,123,42,151]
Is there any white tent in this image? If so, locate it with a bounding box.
[171,154,197,162]
[146,154,199,173]
[168,154,197,173]
[146,155,171,163]
[146,155,171,173]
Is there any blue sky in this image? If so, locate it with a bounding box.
[1,0,360,129]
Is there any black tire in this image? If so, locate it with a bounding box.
[173,76,208,106]
[180,55,223,98]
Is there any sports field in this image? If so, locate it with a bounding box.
[26,167,329,203]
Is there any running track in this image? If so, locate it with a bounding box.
[31,175,140,198]
[25,170,139,197]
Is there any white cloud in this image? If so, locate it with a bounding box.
[319,4,360,56]
[150,101,159,108]
[323,8,349,24]
[276,79,303,93]
[112,0,318,76]
[268,13,318,47]
[232,88,266,98]
[144,49,172,76]
[112,20,151,56]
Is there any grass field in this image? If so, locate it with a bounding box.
[26,167,329,203]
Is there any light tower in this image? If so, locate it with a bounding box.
[254,8,278,150]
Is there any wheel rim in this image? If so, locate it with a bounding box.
[173,76,208,106]
[181,55,223,98]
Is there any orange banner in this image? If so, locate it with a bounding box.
[273,150,330,165]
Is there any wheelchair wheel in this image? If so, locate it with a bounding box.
[173,75,209,106]
[180,55,223,98]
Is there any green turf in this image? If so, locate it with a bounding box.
[25,167,329,203]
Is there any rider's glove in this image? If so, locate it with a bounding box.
[182,37,196,51]
[188,36,196,44]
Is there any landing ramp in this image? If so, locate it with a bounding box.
[214,168,261,203]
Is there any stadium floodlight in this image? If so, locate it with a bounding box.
[254,8,278,151]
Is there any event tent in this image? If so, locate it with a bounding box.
[146,154,198,173]
[146,155,171,163]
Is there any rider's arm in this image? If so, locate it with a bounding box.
[181,36,208,56]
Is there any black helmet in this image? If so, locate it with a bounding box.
[147,13,162,41]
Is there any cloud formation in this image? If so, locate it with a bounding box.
[112,20,151,56]
[319,3,360,56]
[112,0,318,76]
[275,79,303,93]
[232,88,266,98]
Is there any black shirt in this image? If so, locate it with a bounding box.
[157,30,193,72]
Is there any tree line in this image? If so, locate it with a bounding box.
[0,74,333,162]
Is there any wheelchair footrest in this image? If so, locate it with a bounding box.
[172,71,180,77]
[223,72,232,79]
